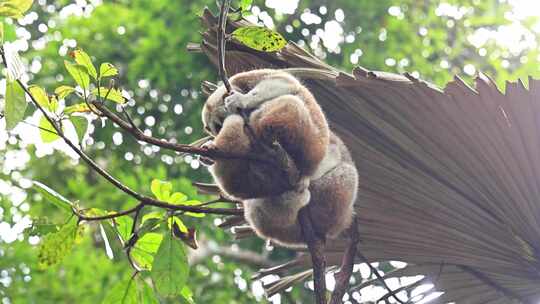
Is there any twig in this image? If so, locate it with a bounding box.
[356,252,406,304]
[330,217,359,304]
[0,49,242,217]
[74,204,141,221]
[90,101,272,163]
[298,207,327,304]
[217,0,232,92]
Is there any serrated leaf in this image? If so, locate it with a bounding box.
[131,232,163,270]
[150,179,172,201]
[113,215,133,243]
[39,116,59,143]
[37,217,79,269]
[72,49,97,79]
[4,80,27,130]
[92,87,126,104]
[70,116,88,142]
[64,61,90,90]
[102,276,138,304]
[64,103,91,114]
[33,181,72,212]
[151,233,189,297]
[232,26,287,52]
[54,85,75,99]
[99,62,118,78]
[0,0,33,18]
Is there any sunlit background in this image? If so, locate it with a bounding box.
[1,0,540,303]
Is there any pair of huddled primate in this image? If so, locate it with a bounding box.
[201,69,358,247]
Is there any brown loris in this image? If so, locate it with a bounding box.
[201,69,358,247]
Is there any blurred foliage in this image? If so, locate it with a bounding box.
[1,0,539,303]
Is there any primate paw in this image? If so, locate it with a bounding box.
[199,140,217,166]
[224,91,249,113]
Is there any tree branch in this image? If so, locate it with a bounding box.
[298,207,327,304]
[217,0,232,92]
[330,217,359,304]
[356,252,406,304]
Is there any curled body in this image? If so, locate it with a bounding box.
[201,69,358,247]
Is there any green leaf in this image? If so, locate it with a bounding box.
[131,232,163,270]
[239,0,252,11]
[151,232,189,297]
[137,218,161,236]
[39,116,59,143]
[54,85,75,99]
[0,0,33,18]
[99,223,114,259]
[64,61,90,90]
[113,215,133,243]
[72,49,97,79]
[136,277,159,304]
[70,116,88,142]
[37,217,80,269]
[168,216,187,233]
[150,179,172,201]
[169,192,187,204]
[33,181,72,212]
[232,26,287,52]
[102,276,138,304]
[141,211,163,223]
[180,286,195,304]
[29,85,58,113]
[92,87,126,104]
[0,22,4,44]
[99,62,118,78]
[28,85,48,109]
[64,103,91,114]
[4,80,27,130]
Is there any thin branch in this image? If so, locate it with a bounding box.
[0,49,242,217]
[74,204,142,221]
[330,217,359,304]
[356,252,406,304]
[298,207,327,304]
[90,101,270,163]
[217,0,232,92]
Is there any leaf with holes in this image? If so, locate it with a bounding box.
[37,217,80,269]
[232,26,287,52]
[4,80,27,130]
[151,232,189,297]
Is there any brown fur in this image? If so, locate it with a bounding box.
[202,69,358,247]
